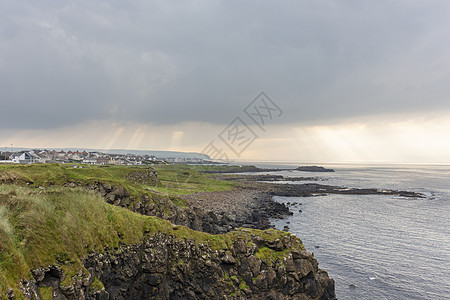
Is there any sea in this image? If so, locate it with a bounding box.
[247,163,450,300]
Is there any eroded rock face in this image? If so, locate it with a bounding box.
[21,232,336,300]
[66,181,292,236]
[125,169,159,186]
[65,180,204,232]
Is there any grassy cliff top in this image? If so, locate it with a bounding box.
[0,185,297,297]
[0,163,235,197]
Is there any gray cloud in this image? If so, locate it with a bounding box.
[1,0,450,129]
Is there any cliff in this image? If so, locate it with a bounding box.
[21,231,335,299]
[0,164,336,299]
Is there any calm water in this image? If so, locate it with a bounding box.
[253,163,450,300]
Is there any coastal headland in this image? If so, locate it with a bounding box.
[0,163,422,299]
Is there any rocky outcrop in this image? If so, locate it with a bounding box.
[64,180,203,232]
[21,231,336,300]
[214,174,321,182]
[200,165,335,174]
[241,182,424,198]
[125,168,160,185]
[184,190,292,234]
[295,166,335,172]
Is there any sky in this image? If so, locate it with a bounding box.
[1,0,450,163]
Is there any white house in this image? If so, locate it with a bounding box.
[82,158,98,164]
[10,152,41,164]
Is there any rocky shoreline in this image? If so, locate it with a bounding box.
[3,164,425,299]
[184,172,424,236]
[183,189,291,234]
[200,165,335,174]
[75,166,423,238]
[213,174,323,182]
[239,181,424,198]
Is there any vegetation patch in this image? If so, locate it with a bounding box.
[89,276,104,293]
[38,286,53,300]
[239,279,249,291]
[0,185,151,295]
[0,163,235,199]
[151,164,236,195]
[255,247,290,267]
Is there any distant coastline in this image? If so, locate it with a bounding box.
[1,147,210,160]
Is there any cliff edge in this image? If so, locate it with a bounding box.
[0,164,336,299]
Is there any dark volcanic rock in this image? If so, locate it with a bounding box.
[215,174,321,182]
[183,189,292,234]
[22,232,336,300]
[295,166,335,172]
[201,165,335,174]
[240,181,424,199]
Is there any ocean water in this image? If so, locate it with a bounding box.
[252,163,450,300]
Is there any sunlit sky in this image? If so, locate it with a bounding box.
[1,1,450,163]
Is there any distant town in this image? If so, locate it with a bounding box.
[0,149,210,165]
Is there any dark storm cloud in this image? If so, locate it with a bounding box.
[1,0,450,129]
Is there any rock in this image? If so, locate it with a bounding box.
[234,239,247,254]
[7,288,14,299]
[102,182,112,191]
[126,168,159,185]
[296,166,335,172]
[284,255,296,273]
[21,232,336,300]
[67,182,77,188]
[221,252,236,264]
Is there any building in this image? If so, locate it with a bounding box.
[82,158,98,164]
[10,152,41,164]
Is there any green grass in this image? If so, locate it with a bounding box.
[0,164,236,223]
[226,228,294,243]
[0,164,156,196]
[239,279,249,291]
[151,164,235,195]
[89,276,104,293]
[0,185,159,296]
[38,286,53,300]
[0,163,235,197]
[255,247,290,267]
[157,164,260,173]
